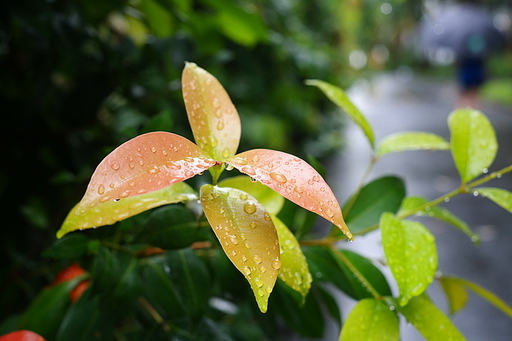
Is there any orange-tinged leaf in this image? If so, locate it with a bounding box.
[57,182,198,238]
[200,184,280,312]
[226,149,352,240]
[75,132,216,215]
[182,62,241,160]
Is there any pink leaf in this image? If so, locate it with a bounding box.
[75,132,216,215]
[227,149,352,239]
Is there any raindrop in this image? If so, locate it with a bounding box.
[254,277,264,288]
[471,235,479,243]
[222,148,231,158]
[389,306,395,311]
[245,242,252,249]
[241,166,256,176]
[263,213,271,221]
[270,172,287,183]
[185,170,195,177]
[240,193,249,200]
[151,147,157,153]
[129,163,135,169]
[242,255,248,262]
[217,120,224,130]
[257,289,265,297]
[139,160,144,166]
[482,168,489,174]
[111,163,120,170]
[259,265,267,273]
[212,98,220,108]
[473,191,479,196]
[250,222,257,228]
[444,197,450,203]
[325,209,334,218]
[252,255,262,264]
[230,236,239,245]
[244,203,257,214]
[252,155,260,163]
[97,184,105,195]
[496,173,503,179]
[312,175,320,182]
[243,266,251,276]
[294,186,304,194]
[109,183,115,188]
[272,259,281,270]
[265,286,273,293]
[214,109,222,118]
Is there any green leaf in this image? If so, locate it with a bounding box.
[58,182,198,238]
[227,149,352,240]
[475,187,512,213]
[380,213,437,306]
[339,298,399,341]
[377,132,450,157]
[305,79,375,148]
[304,246,391,300]
[20,278,84,338]
[166,249,211,317]
[218,175,285,215]
[342,176,405,235]
[448,108,498,183]
[271,216,312,299]
[400,196,479,243]
[439,277,469,315]
[182,62,241,160]
[200,184,280,312]
[399,294,467,341]
[43,234,90,259]
[141,0,174,37]
[442,276,512,318]
[315,285,342,325]
[137,204,204,249]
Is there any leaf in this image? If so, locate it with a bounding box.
[475,187,512,213]
[400,196,479,243]
[339,298,399,341]
[141,0,174,37]
[200,184,280,312]
[441,276,512,318]
[439,277,469,315]
[448,108,498,183]
[226,149,352,240]
[304,246,391,300]
[20,278,84,339]
[377,132,450,157]
[380,213,437,306]
[58,182,198,238]
[73,132,215,216]
[43,234,89,259]
[218,175,285,215]
[342,176,405,235]
[137,204,205,250]
[182,62,241,160]
[271,216,312,299]
[398,294,467,341]
[0,330,46,341]
[305,79,375,148]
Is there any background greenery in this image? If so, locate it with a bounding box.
[1,0,510,339]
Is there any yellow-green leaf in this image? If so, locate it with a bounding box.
[226,149,352,240]
[400,196,479,243]
[272,216,312,300]
[200,184,279,312]
[74,132,216,216]
[442,276,512,318]
[439,277,469,315]
[380,213,437,306]
[339,299,399,341]
[475,187,512,213]
[57,182,198,238]
[399,294,467,341]
[182,62,241,160]
[306,79,375,149]
[448,108,497,183]
[218,175,284,215]
[377,132,450,157]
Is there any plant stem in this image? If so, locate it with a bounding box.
[138,296,170,332]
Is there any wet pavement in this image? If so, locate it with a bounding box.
[328,71,512,341]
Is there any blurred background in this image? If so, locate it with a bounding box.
[0,0,511,339]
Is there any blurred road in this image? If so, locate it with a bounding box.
[328,71,512,341]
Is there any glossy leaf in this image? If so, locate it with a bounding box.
[305,79,375,148]
[58,182,198,238]
[304,246,391,300]
[475,187,512,213]
[339,299,399,341]
[182,62,241,160]
[271,216,312,299]
[377,132,450,157]
[200,185,280,312]
[342,176,405,235]
[400,196,479,242]
[226,149,352,240]
[42,234,89,259]
[380,213,437,306]
[218,176,284,215]
[439,277,469,315]
[441,276,512,318]
[73,132,215,216]
[448,109,497,183]
[399,294,466,341]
